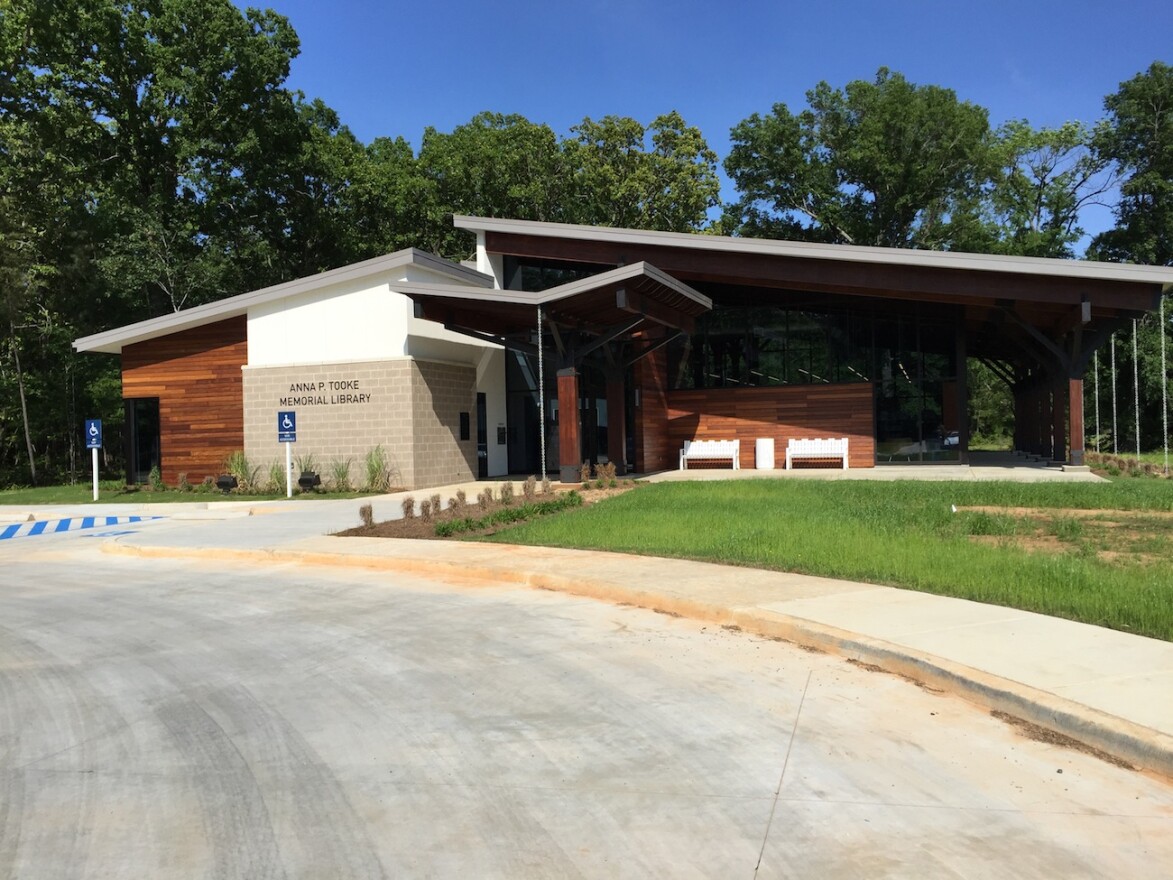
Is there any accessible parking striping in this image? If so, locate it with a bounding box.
[0,515,165,540]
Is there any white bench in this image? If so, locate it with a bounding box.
[786,437,849,470]
[679,439,740,470]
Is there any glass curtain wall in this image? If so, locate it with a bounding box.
[667,302,961,463]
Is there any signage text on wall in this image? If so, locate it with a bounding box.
[279,378,371,407]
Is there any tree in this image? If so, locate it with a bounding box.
[1090,62,1173,266]
[724,68,993,248]
[1086,62,1173,453]
[562,111,719,232]
[417,112,567,257]
[957,121,1115,258]
[0,0,356,485]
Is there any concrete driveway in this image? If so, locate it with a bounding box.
[2,542,1171,878]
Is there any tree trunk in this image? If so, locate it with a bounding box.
[10,324,37,485]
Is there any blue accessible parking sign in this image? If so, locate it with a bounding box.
[278,411,297,443]
[85,419,102,450]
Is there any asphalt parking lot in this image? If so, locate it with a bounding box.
[2,541,1171,879]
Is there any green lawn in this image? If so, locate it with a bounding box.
[483,479,1173,641]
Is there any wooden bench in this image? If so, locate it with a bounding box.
[679,439,740,470]
[786,437,849,470]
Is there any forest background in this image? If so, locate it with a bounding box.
[1,0,1170,487]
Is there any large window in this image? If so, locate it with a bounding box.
[667,301,961,462]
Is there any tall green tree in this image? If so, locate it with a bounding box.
[724,68,993,248]
[1087,62,1173,453]
[956,121,1115,258]
[417,112,567,257]
[1090,61,1173,266]
[563,111,719,232]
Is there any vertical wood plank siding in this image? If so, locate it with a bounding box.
[663,384,876,469]
[632,341,673,472]
[121,317,247,486]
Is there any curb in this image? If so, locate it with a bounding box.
[102,540,1173,780]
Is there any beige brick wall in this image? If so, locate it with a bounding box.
[243,357,476,490]
[410,360,478,489]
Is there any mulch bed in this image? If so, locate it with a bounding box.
[335,483,641,540]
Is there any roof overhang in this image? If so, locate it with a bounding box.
[74,248,493,355]
[394,261,712,338]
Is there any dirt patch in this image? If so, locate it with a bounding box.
[957,505,1173,520]
[991,710,1135,770]
[336,482,643,540]
[956,505,1173,566]
[846,658,944,694]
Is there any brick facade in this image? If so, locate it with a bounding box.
[243,357,476,490]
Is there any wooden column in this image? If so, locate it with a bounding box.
[605,374,627,474]
[557,367,581,483]
[1068,377,1085,466]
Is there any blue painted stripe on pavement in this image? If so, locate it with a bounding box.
[0,514,165,540]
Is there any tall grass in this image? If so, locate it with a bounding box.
[486,480,1173,641]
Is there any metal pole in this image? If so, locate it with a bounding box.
[285,442,292,498]
[537,305,546,477]
[1111,334,1118,454]
[92,446,99,502]
[1133,318,1141,459]
[1161,294,1169,475]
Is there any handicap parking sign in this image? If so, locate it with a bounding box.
[278,411,297,443]
[85,419,102,450]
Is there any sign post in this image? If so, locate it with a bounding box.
[85,419,102,501]
[277,411,297,498]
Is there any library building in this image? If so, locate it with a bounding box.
[74,216,1173,488]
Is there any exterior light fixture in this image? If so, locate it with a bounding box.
[215,474,238,494]
[298,471,321,492]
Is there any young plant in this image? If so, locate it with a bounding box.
[430,493,442,514]
[364,446,391,492]
[500,481,515,505]
[268,460,286,493]
[402,496,416,519]
[420,499,433,521]
[523,475,537,501]
[330,457,353,492]
[359,503,374,528]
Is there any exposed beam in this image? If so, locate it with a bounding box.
[625,331,685,368]
[616,288,695,335]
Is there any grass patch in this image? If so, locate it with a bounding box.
[482,479,1173,641]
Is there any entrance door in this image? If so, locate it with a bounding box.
[476,392,488,479]
[124,398,160,483]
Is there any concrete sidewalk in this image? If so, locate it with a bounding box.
[89,487,1173,781]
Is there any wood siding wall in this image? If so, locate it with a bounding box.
[632,339,673,473]
[122,317,247,485]
[664,383,876,469]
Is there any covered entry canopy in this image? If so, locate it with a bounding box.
[441,216,1172,472]
[395,261,712,480]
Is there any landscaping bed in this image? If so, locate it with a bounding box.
[337,481,641,540]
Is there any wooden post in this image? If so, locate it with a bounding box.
[1068,377,1085,466]
[557,368,580,483]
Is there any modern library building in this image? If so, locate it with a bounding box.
[74,215,1173,488]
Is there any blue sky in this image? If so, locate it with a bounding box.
[239,0,1172,242]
